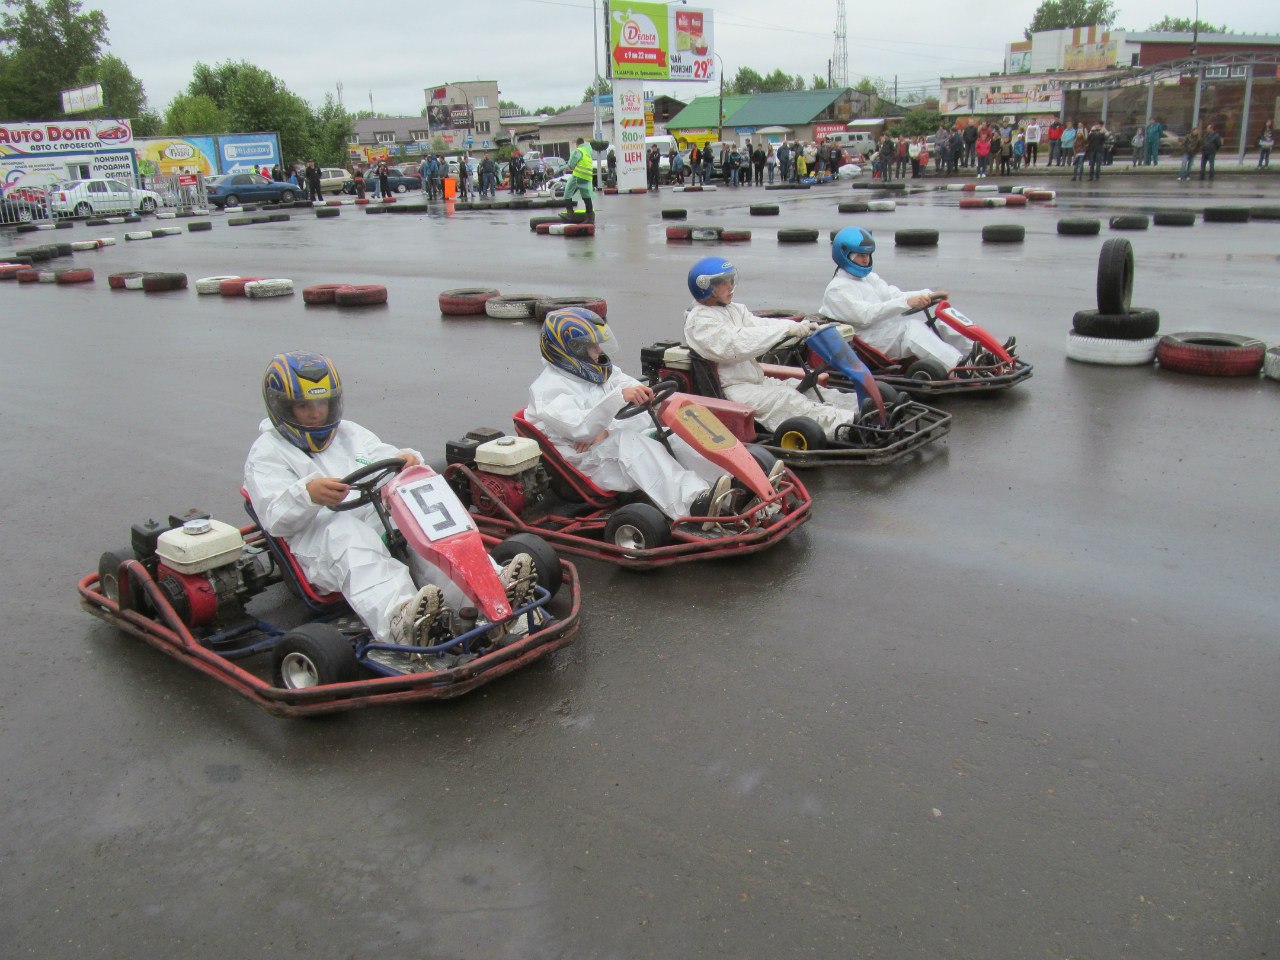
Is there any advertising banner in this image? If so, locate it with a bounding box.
[0,118,133,156]
[449,106,475,129]
[134,136,218,176]
[216,132,281,172]
[607,2,714,83]
[1064,40,1117,71]
[0,149,136,197]
[611,79,647,191]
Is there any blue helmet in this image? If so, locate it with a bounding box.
[262,351,344,453]
[832,226,876,278]
[687,256,737,302]
[540,307,617,384]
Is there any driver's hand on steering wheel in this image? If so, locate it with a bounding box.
[621,384,654,405]
[396,450,422,468]
[906,293,934,310]
[930,289,950,302]
[306,476,351,507]
[796,317,824,336]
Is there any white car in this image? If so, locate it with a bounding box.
[49,178,164,218]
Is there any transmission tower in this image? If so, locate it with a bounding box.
[832,0,848,88]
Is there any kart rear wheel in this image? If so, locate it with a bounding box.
[491,533,563,599]
[272,623,359,689]
[906,358,948,382]
[605,503,671,551]
[98,548,148,612]
[772,417,827,452]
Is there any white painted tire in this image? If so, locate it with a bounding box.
[1065,332,1159,366]
[195,275,240,294]
[123,274,148,290]
[974,184,998,192]
[547,223,568,235]
[224,206,243,214]
[867,199,896,211]
[153,226,183,237]
[70,240,99,251]
[104,216,125,224]
[125,230,153,241]
[35,223,55,231]
[97,237,116,246]
[484,295,542,319]
[691,227,722,240]
[244,278,295,299]
[1263,346,1280,382]
[1010,185,1028,194]
[36,271,58,282]
[987,196,1007,207]
[156,211,176,219]
[191,207,209,215]
[945,183,966,191]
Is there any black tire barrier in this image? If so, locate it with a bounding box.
[534,296,609,321]
[1109,215,1149,231]
[895,229,939,247]
[315,208,340,218]
[838,202,870,214]
[1202,206,1250,224]
[981,224,1025,243]
[766,183,810,190]
[1072,307,1160,340]
[228,216,252,226]
[1249,205,1280,221]
[187,221,213,232]
[661,209,687,220]
[1152,211,1196,227]
[85,217,109,226]
[267,213,290,223]
[750,204,779,216]
[1096,238,1134,314]
[365,206,388,214]
[530,216,561,231]
[1156,332,1265,376]
[141,271,188,293]
[777,228,819,243]
[1057,218,1101,236]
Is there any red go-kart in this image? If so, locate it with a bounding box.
[79,459,581,717]
[443,381,812,568]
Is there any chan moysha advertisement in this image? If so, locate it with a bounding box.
[607,2,715,82]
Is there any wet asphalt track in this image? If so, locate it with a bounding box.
[2,171,1277,959]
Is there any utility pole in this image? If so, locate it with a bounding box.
[832,0,848,88]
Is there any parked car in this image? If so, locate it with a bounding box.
[341,166,422,194]
[48,178,164,217]
[318,167,349,195]
[205,173,301,208]
[1,194,44,224]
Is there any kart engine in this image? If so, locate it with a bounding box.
[447,432,548,518]
[132,514,262,627]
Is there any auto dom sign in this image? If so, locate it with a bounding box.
[0,118,133,155]
[606,2,714,82]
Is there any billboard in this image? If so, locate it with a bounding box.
[0,149,136,198]
[1064,40,1117,71]
[60,84,104,114]
[216,132,281,172]
[134,136,218,176]
[606,2,715,82]
[427,104,474,130]
[0,118,133,156]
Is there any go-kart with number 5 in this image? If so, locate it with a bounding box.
[79,456,581,717]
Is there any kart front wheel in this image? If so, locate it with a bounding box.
[272,623,359,689]
[773,417,827,452]
[605,503,671,551]
[906,358,948,382]
[491,533,563,599]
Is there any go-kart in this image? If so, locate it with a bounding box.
[640,324,952,467]
[767,298,1032,397]
[79,458,581,717]
[442,383,812,569]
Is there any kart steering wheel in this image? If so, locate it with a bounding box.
[902,293,947,317]
[329,456,408,511]
[616,379,681,420]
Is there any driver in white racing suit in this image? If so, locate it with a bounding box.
[525,308,734,523]
[819,226,972,370]
[244,351,531,647]
[682,256,867,439]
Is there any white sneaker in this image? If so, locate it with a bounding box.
[389,584,444,647]
[766,460,787,491]
[499,552,537,608]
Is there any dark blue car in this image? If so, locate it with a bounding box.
[205,173,302,208]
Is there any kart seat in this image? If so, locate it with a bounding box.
[844,335,899,370]
[240,489,344,611]
[511,409,616,509]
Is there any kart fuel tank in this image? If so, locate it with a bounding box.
[475,436,540,476]
[156,518,244,574]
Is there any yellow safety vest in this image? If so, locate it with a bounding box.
[571,146,593,180]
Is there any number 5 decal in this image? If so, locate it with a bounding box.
[396,475,475,541]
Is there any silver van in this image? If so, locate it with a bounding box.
[824,132,878,157]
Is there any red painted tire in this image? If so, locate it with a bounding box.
[1155,332,1265,377]
[1003,195,1028,207]
[302,284,346,304]
[354,198,370,205]
[108,271,144,289]
[720,230,752,242]
[325,200,343,207]
[533,296,608,321]
[666,225,692,240]
[560,223,594,237]
[0,264,28,279]
[219,276,265,296]
[334,284,388,306]
[16,268,41,283]
[958,197,986,209]
[627,187,647,195]
[602,187,619,195]
[438,287,499,315]
[535,222,552,234]
[142,272,188,292]
[55,268,94,284]
[961,183,978,191]
[1025,189,1056,201]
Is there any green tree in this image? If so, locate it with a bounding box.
[582,76,609,103]
[499,98,523,112]
[75,53,145,118]
[896,107,942,136]
[187,60,312,161]
[1024,0,1116,39]
[164,93,226,135]
[810,75,830,90]
[1147,16,1228,32]
[131,108,161,137]
[0,0,107,119]
[308,93,352,167]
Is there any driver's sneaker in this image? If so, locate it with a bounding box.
[499,552,537,609]
[766,460,786,491]
[690,474,734,531]
[389,584,444,647]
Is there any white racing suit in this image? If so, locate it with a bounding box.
[684,301,863,438]
[525,363,724,520]
[820,269,969,369]
[244,419,432,643]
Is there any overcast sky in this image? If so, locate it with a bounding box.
[100,0,1270,117]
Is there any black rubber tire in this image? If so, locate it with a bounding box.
[533,296,608,322]
[530,216,560,231]
[906,358,948,382]
[838,201,870,214]
[271,623,360,688]
[772,416,827,451]
[138,198,157,213]
[1072,307,1160,340]
[981,224,1025,243]
[1202,206,1250,224]
[1156,332,1266,377]
[895,229,939,247]
[53,243,72,257]
[661,209,687,220]
[744,443,779,479]
[604,503,672,550]
[490,533,563,599]
[1109,215,1150,231]
[315,208,340,218]
[876,383,901,405]
[777,228,819,244]
[187,221,213,232]
[280,190,296,203]
[439,287,499,316]
[1096,237,1134,314]
[97,548,148,612]
[1152,210,1196,227]
[223,194,240,206]
[750,204,779,216]
[1249,206,1280,221]
[1057,218,1102,236]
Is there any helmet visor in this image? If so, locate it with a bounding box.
[565,317,621,364]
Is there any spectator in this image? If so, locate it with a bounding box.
[962,121,978,167]
[998,130,1012,176]
[1259,121,1274,169]
[1047,119,1064,166]
[1086,123,1107,181]
[670,149,685,186]
[1177,126,1202,181]
[1130,125,1145,166]
[752,143,765,186]
[895,134,909,180]
[510,151,525,195]
[1071,125,1088,180]
[1025,119,1041,165]
[908,136,922,178]
[1012,133,1025,171]
[975,129,991,179]
[1200,123,1222,181]
[765,145,777,184]
[1059,121,1078,167]
[948,128,963,174]
[1145,117,1164,166]
[776,142,791,182]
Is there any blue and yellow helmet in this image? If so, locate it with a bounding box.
[832,226,875,278]
[262,351,344,453]
[540,307,616,384]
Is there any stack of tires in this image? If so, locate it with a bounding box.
[1065,238,1161,365]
